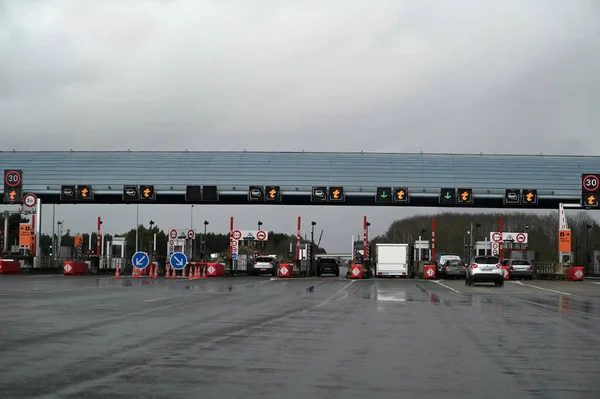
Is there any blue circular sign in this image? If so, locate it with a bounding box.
[131,252,150,269]
[170,252,188,270]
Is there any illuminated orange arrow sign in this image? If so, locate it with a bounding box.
[332,189,340,199]
[525,192,533,202]
[461,191,470,201]
[397,190,405,200]
[144,188,151,197]
[269,189,277,198]
[9,191,16,200]
[80,187,88,197]
[588,194,597,205]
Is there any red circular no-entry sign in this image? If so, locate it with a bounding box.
[256,230,267,241]
[516,233,526,243]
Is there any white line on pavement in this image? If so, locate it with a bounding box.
[513,280,571,296]
[431,280,460,293]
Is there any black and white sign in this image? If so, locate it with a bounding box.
[503,189,520,205]
[256,230,267,241]
[516,233,526,243]
[311,186,328,202]
[248,186,264,201]
[122,185,139,201]
[60,185,76,201]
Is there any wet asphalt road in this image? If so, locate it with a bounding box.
[1,272,600,399]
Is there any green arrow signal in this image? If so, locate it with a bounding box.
[380,191,388,199]
[444,192,452,199]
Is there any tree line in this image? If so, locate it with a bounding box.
[0,213,328,258]
[370,211,599,263]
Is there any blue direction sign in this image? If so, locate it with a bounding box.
[170,252,188,270]
[131,251,150,269]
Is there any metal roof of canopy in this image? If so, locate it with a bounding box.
[0,151,597,197]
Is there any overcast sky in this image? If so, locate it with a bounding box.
[1,0,599,251]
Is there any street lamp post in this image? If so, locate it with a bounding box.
[586,224,592,264]
[311,221,316,274]
[257,221,263,251]
[149,220,154,258]
[135,204,139,252]
[203,220,209,261]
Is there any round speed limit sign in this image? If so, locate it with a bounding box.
[23,193,37,208]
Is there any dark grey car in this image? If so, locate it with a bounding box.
[440,259,467,279]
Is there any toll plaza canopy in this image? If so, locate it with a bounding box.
[1,151,599,208]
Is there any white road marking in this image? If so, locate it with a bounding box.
[312,280,356,309]
[431,280,460,293]
[513,280,571,296]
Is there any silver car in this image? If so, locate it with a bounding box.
[507,259,533,280]
[466,255,504,287]
[252,256,278,276]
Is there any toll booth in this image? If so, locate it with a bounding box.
[108,237,126,270]
[413,240,431,262]
[475,240,492,256]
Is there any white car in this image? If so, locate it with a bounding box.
[466,255,504,287]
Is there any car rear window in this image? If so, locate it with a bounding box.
[511,260,530,265]
[255,257,273,262]
[318,258,337,264]
[474,256,499,264]
[447,260,464,266]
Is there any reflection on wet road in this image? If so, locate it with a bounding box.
[0,275,599,398]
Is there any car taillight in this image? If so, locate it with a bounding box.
[445,266,450,270]
[496,264,501,268]
[528,266,533,271]
[471,264,477,268]
[270,261,273,264]
[462,266,466,270]
[253,261,257,264]
[509,266,514,271]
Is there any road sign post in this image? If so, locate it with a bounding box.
[170,252,188,270]
[131,251,150,270]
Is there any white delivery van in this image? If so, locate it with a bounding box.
[375,243,409,277]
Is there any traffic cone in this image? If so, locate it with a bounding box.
[114,267,121,279]
[201,265,207,279]
[171,267,177,278]
[183,267,187,278]
[166,267,171,278]
[195,265,201,279]
[133,267,139,278]
[189,265,196,279]
[153,264,158,279]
